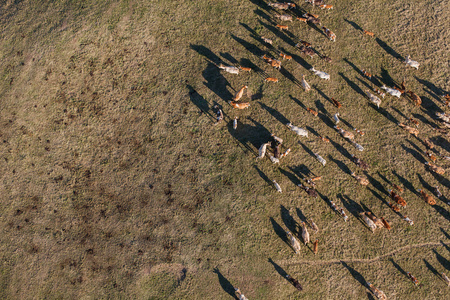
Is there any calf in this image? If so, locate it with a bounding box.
[405,55,420,69]
[229,101,250,109]
[363,30,375,37]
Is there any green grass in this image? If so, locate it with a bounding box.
[0,0,449,299]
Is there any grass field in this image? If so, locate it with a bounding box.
[0,0,449,299]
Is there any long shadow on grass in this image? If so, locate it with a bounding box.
[281,205,298,234]
[203,62,234,102]
[415,76,446,101]
[231,34,265,58]
[365,172,388,195]
[441,228,450,240]
[295,207,308,223]
[259,21,297,47]
[411,112,436,128]
[417,173,434,193]
[432,204,450,222]
[389,259,409,279]
[299,142,317,162]
[280,67,302,87]
[339,72,366,98]
[423,259,441,279]
[228,117,273,155]
[187,85,214,121]
[377,68,398,88]
[253,165,272,186]
[213,268,238,299]
[341,262,368,289]
[375,38,403,61]
[329,137,352,160]
[289,94,307,110]
[428,169,450,190]
[258,101,290,125]
[247,0,272,11]
[288,164,312,180]
[270,217,290,248]
[419,96,444,121]
[433,249,450,271]
[339,194,365,227]
[279,167,302,186]
[291,52,312,70]
[367,100,399,125]
[268,258,290,281]
[392,170,416,194]
[344,19,363,32]
[328,155,352,175]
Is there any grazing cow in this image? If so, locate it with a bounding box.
[235,288,249,300]
[331,97,342,108]
[302,13,321,24]
[298,40,312,48]
[275,14,293,21]
[351,154,369,170]
[302,75,311,92]
[298,183,318,198]
[280,148,291,158]
[269,2,290,10]
[307,107,318,116]
[315,153,326,166]
[434,186,442,198]
[407,272,420,286]
[286,275,303,291]
[258,142,271,159]
[310,67,330,80]
[286,230,301,253]
[382,85,402,98]
[219,64,239,74]
[352,141,364,151]
[366,90,382,108]
[239,66,252,72]
[313,239,318,254]
[436,112,450,123]
[354,128,365,136]
[322,26,336,41]
[297,45,317,58]
[269,155,280,164]
[333,112,340,124]
[334,125,355,140]
[339,208,348,222]
[272,134,283,144]
[403,216,414,225]
[442,273,450,287]
[273,180,282,193]
[407,91,422,106]
[398,123,419,136]
[229,101,250,109]
[367,282,387,300]
[380,217,391,230]
[276,24,289,30]
[233,85,248,101]
[319,135,330,143]
[321,55,332,63]
[366,212,384,228]
[319,4,333,10]
[300,222,310,244]
[233,117,238,130]
[418,189,436,205]
[425,162,445,175]
[214,105,223,123]
[261,36,273,45]
[279,52,292,60]
[388,201,401,212]
[310,219,319,233]
[360,212,377,232]
[361,69,372,79]
[265,77,279,83]
[389,190,407,207]
[287,123,308,136]
[425,150,437,162]
[363,30,375,37]
[393,184,404,193]
[424,139,435,149]
[374,88,386,98]
[409,118,419,127]
[351,172,369,186]
[405,55,420,69]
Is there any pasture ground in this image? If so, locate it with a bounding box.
[0,0,449,299]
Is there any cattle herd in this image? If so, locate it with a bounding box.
[204,1,449,299]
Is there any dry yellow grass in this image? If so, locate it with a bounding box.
[0,0,449,299]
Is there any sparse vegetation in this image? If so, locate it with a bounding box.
[0,0,449,299]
